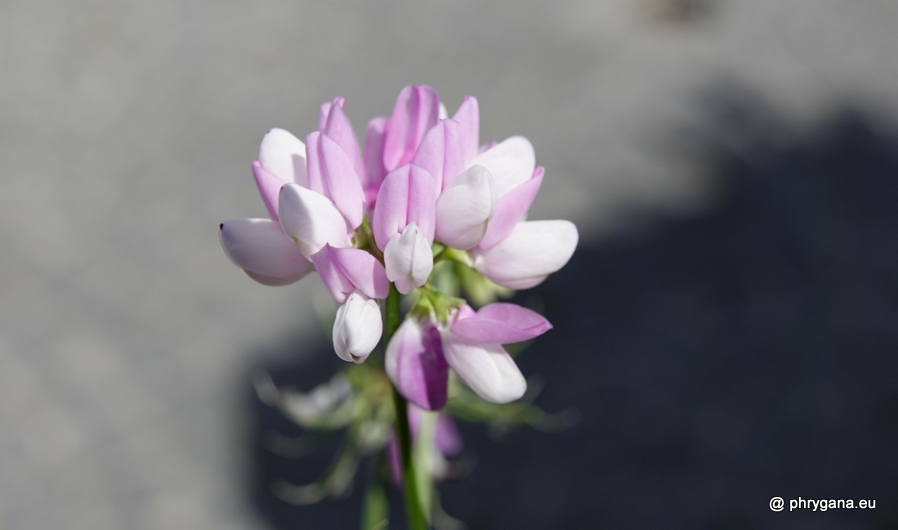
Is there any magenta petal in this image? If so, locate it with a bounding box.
[363,117,388,206]
[252,161,285,221]
[385,319,449,411]
[323,98,365,179]
[412,118,464,190]
[311,245,389,303]
[383,85,440,171]
[372,164,437,250]
[450,302,552,344]
[452,96,480,168]
[477,166,544,251]
[434,414,463,456]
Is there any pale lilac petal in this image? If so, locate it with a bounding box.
[333,291,382,363]
[219,218,314,285]
[452,96,479,167]
[372,165,437,251]
[318,97,344,131]
[259,128,308,188]
[450,302,552,344]
[435,165,497,250]
[322,98,365,179]
[304,131,326,195]
[371,165,409,251]
[406,165,438,244]
[243,271,300,286]
[384,223,433,294]
[311,245,389,303]
[252,161,285,221]
[438,102,448,120]
[278,183,351,259]
[385,318,449,410]
[472,220,578,289]
[412,118,464,190]
[476,166,544,251]
[442,334,526,404]
[383,85,440,171]
[363,117,388,206]
[305,132,365,229]
[469,136,535,197]
[318,134,365,229]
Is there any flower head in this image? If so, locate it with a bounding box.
[221,84,577,374]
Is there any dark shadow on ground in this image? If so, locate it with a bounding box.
[243,94,898,529]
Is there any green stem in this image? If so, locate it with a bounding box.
[384,285,428,530]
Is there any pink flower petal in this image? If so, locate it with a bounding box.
[321,97,365,180]
[452,96,479,168]
[476,166,544,251]
[363,117,388,207]
[383,85,440,171]
[450,302,552,344]
[219,218,314,285]
[258,128,308,188]
[412,118,464,190]
[318,134,365,229]
[469,136,535,197]
[305,131,365,229]
[386,318,449,411]
[252,161,285,221]
[472,220,578,289]
[311,245,389,303]
[304,131,326,196]
[318,97,344,131]
[372,164,437,251]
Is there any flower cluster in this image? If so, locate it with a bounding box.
[221,85,577,410]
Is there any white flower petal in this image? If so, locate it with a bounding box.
[219,218,315,284]
[259,128,308,187]
[333,291,383,363]
[384,223,434,294]
[472,220,578,289]
[441,335,526,403]
[469,136,535,197]
[435,165,497,250]
[278,183,351,259]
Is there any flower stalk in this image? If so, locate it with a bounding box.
[386,284,429,530]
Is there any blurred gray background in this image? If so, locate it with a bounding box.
[2,0,897,528]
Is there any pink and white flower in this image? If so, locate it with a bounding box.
[219,129,316,286]
[386,303,552,408]
[371,164,438,294]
